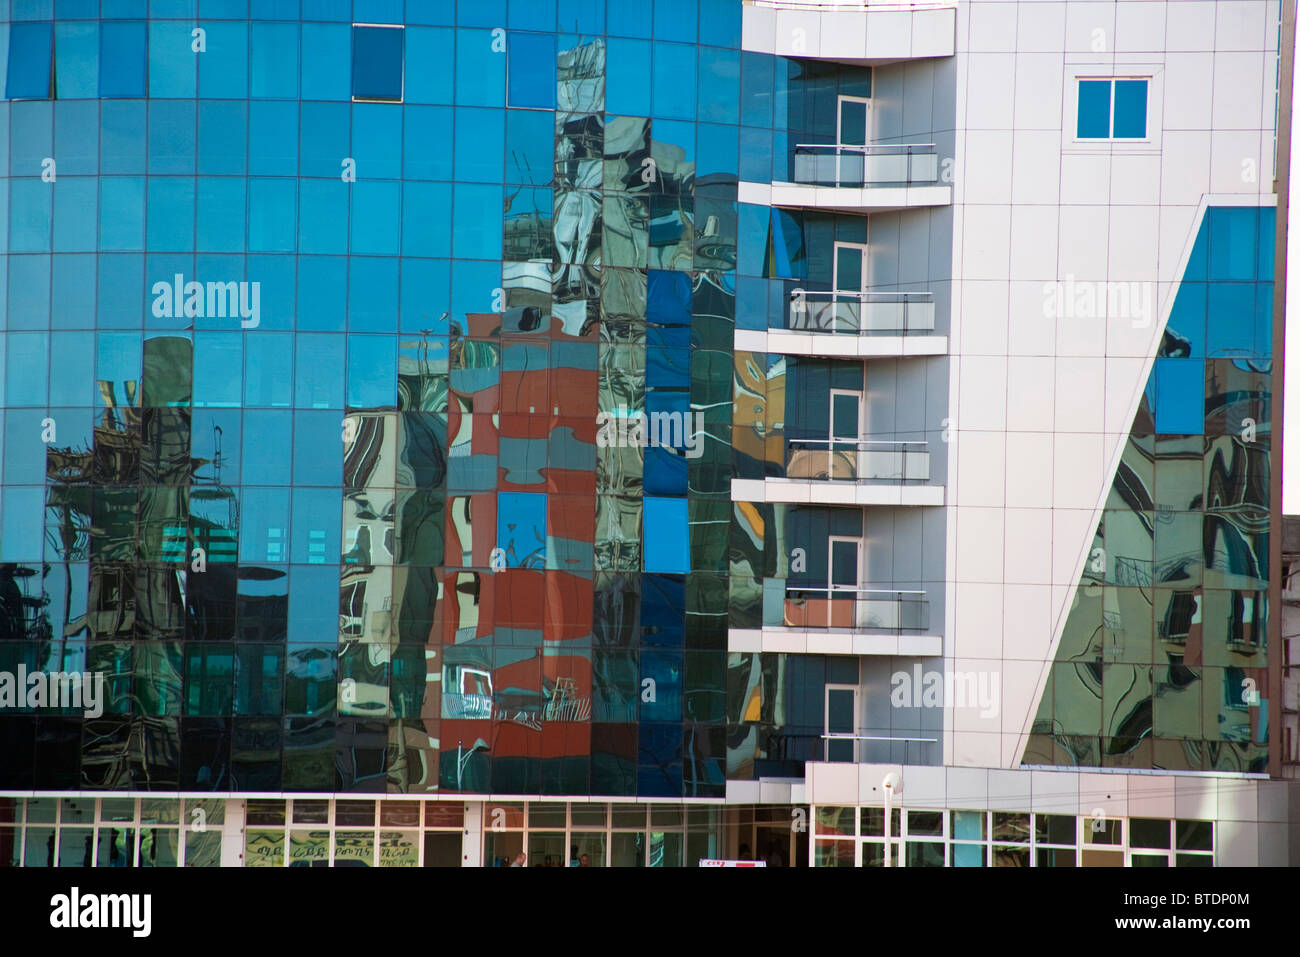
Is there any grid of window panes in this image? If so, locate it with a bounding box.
[0,794,223,867]
[0,1,904,799]
[1025,206,1274,773]
[809,806,1214,867]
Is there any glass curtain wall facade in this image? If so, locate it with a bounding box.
[0,1,870,800]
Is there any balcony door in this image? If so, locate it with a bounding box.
[827,535,862,630]
[836,96,871,184]
[825,684,859,763]
[829,389,863,477]
[833,242,869,331]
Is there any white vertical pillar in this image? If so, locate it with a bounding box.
[220,798,245,867]
[462,801,483,867]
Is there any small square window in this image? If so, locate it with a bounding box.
[353,25,404,102]
[1077,78,1148,140]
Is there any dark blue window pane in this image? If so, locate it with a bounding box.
[54,22,97,99]
[1150,358,1205,434]
[609,0,652,38]
[6,22,53,99]
[607,39,651,116]
[697,46,739,124]
[1076,79,1110,138]
[507,32,555,108]
[654,0,697,43]
[1208,206,1259,281]
[653,42,696,120]
[1206,283,1257,357]
[99,21,146,98]
[697,122,737,177]
[352,25,404,102]
[699,0,741,48]
[1113,79,1147,138]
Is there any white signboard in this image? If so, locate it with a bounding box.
[700,859,767,867]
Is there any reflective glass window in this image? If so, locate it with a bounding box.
[404,27,454,104]
[54,22,98,99]
[507,32,555,109]
[99,21,146,98]
[199,22,248,99]
[7,21,54,99]
[301,23,350,100]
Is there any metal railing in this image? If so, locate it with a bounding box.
[821,733,939,764]
[783,586,929,630]
[786,290,936,334]
[793,143,940,187]
[785,438,930,482]
[748,0,956,10]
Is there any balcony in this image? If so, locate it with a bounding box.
[741,144,951,213]
[729,586,942,656]
[733,290,949,359]
[742,0,957,65]
[732,438,943,507]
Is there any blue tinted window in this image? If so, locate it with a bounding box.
[697,122,737,177]
[644,496,688,572]
[404,27,454,104]
[399,258,450,332]
[506,107,553,185]
[11,180,52,253]
[352,25,404,101]
[454,106,504,183]
[450,258,500,321]
[193,332,243,407]
[198,22,248,99]
[607,39,651,116]
[297,256,347,331]
[1151,358,1205,434]
[300,102,350,179]
[295,333,344,408]
[243,410,294,485]
[49,330,94,406]
[292,488,341,563]
[244,332,293,407]
[699,0,741,48]
[698,46,739,124]
[96,253,144,327]
[148,99,196,174]
[0,486,44,561]
[250,22,298,98]
[293,410,344,485]
[298,179,349,255]
[456,28,506,107]
[507,32,555,109]
[608,0,652,38]
[456,0,505,28]
[347,257,399,332]
[7,22,53,99]
[347,334,397,407]
[652,43,695,120]
[740,52,773,128]
[146,177,194,251]
[1208,206,1259,281]
[301,23,350,101]
[402,182,452,258]
[248,179,296,252]
[249,101,299,176]
[352,103,402,179]
[8,255,51,327]
[452,184,502,260]
[355,0,403,23]
[508,0,554,30]
[148,21,195,97]
[1206,283,1257,357]
[52,254,97,329]
[1076,79,1111,138]
[54,100,98,174]
[99,175,145,250]
[1113,80,1147,138]
[654,0,697,43]
[54,22,97,99]
[197,101,247,176]
[99,21,146,97]
[350,181,400,256]
[240,487,290,563]
[196,177,246,253]
[557,0,603,34]
[403,105,453,180]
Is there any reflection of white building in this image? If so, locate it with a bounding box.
[443,665,494,719]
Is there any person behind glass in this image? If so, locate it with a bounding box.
[579,853,590,867]
[569,845,580,867]
[510,852,527,867]
[738,843,751,861]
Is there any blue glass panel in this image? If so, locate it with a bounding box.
[352,103,402,179]
[249,101,299,176]
[608,0,651,38]
[450,259,499,323]
[737,125,770,183]
[354,0,402,23]
[557,0,602,34]
[249,21,298,98]
[1164,281,1205,357]
[399,258,450,332]
[696,122,737,178]
[291,488,341,563]
[698,0,741,48]
[99,175,145,250]
[96,331,142,401]
[352,25,404,101]
[1255,281,1274,356]
[8,255,50,327]
[96,253,144,328]
[6,21,53,99]
[505,107,552,186]
[54,100,98,174]
[148,21,196,97]
[1151,358,1205,434]
[456,29,505,107]
[638,654,681,718]
[507,0,553,29]
[697,46,739,124]
[454,107,504,183]
[643,394,689,494]
[147,99,196,174]
[1076,79,1111,138]
[296,255,347,331]
[740,52,772,128]
[1208,206,1259,281]
[5,332,48,406]
[653,43,696,120]
[51,253,96,329]
[53,22,97,98]
[48,330,93,406]
[248,178,296,252]
[294,333,344,408]
[146,177,195,252]
[298,178,349,254]
[300,23,350,100]
[300,101,349,179]
[1113,79,1147,138]
[350,180,400,256]
[403,105,453,180]
[198,21,248,99]
[99,20,146,97]
[347,256,399,333]
[1206,283,1257,357]
[301,0,350,18]
[0,486,44,562]
[404,27,454,104]
[192,332,243,407]
[507,32,555,109]
[405,0,454,25]
[497,491,547,568]
[606,38,650,116]
[346,334,396,407]
[244,332,293,407]
[402,182,452,258]
[240,488,290,563]
[643,496,687,572]
[197,100,247,175]
[654,0,696,43]
[242,411,293,484]
[248,253,295,331]
[456,0,504,28]
[451,184,502,260]
[293,410,344,485]
[10,180,51,253]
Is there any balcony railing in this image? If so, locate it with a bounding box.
[793,143,940,187]
[749,1,956,9]
[786,291,935,334]
[783,586,929,630]
[786,438,930,482]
